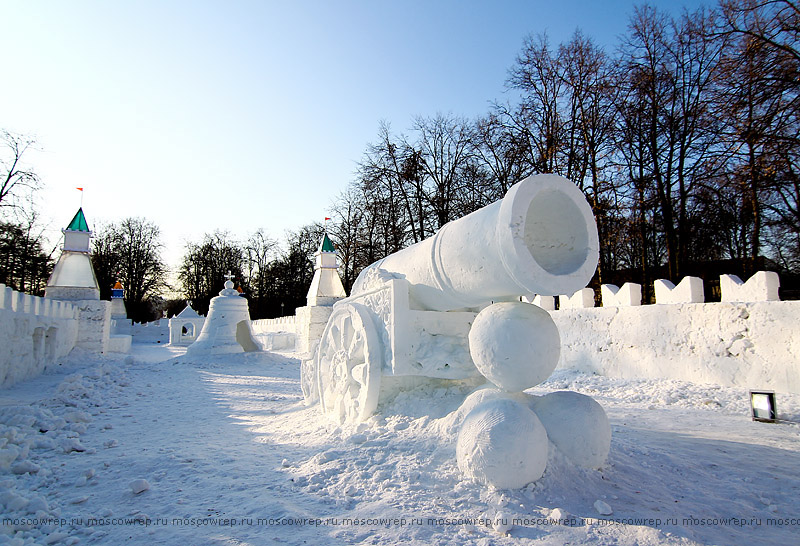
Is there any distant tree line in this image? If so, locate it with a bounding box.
[324,0,800,301]
[0,216,52,295]
[175,225,325,318]
[91,218,167,322]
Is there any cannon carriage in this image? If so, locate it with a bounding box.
[302,174,600,423]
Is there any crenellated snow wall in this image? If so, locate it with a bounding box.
[0,284,80,387]
[251,306,333,356]
[552,301,800,394]
[0,283,129,388]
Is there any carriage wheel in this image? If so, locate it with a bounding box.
[316,303,382,423]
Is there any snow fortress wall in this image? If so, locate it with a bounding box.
[251,315,297,352]
[251,306,333,356]
[0,284,80,388]
[251,315,297,334]
[553,300,800,394]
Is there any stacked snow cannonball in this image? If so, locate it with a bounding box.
[456,302,611,489]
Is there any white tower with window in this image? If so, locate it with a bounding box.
[306,233,347,307]
[45,208,100,301]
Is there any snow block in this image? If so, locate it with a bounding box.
[720,271,780,302]
[260,332,295,351]
[295,305,333,356]
[535,295,556,310]
[74,300,112,353]
[9,290,21,312]
[601,283,642,307]
[522,294,556,311]
[559,288,595,309]
[108,334,132,353]
[654,276,704,304]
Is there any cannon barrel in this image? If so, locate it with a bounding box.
[351,174,599,312]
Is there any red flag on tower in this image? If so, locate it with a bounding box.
[76,187,83,191]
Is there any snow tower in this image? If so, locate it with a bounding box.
[45,208,100,301]
[306,233,347,307]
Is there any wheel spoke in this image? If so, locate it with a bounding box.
[347,329,361,355]
[342,318,353,352]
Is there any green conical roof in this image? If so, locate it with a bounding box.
[320,233,335,252]
[66,208,90,232]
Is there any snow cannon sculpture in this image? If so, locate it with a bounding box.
[303,173,596,410]
[304,174,610,487]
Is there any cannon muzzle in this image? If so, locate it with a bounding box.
[351,174,599,311]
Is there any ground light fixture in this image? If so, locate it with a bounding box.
[750,390,777,423]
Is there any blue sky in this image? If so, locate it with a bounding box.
[1,0,711,273]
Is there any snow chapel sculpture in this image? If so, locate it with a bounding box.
[303,174,612,489]
[169,303,205,346]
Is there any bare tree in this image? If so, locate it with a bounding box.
[507,34,566,174]
[557,30,620,283]
[412,113,475,228]
[717,0,800,266]
[0,130,40,219]
[92,218,167,321]
[473,111,532,199]
[719,0,800,66]
[0,213,52,295]
[617,5,724,279]
[243,229,278,317]
[359,122,427,245]
[178,231,245,315]
[329,185,368,292]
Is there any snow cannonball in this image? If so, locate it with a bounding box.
[456,398,548,489]
[468,302,561,392]
[446,386,530,434]
[529,391,611,469]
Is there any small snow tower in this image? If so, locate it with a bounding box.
[110,281,128,318]
[306,233,347,307]
[45,208,101,301]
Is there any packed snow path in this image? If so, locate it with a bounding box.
[2,330,800,545]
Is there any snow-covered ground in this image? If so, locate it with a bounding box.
[2,324,799,545]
